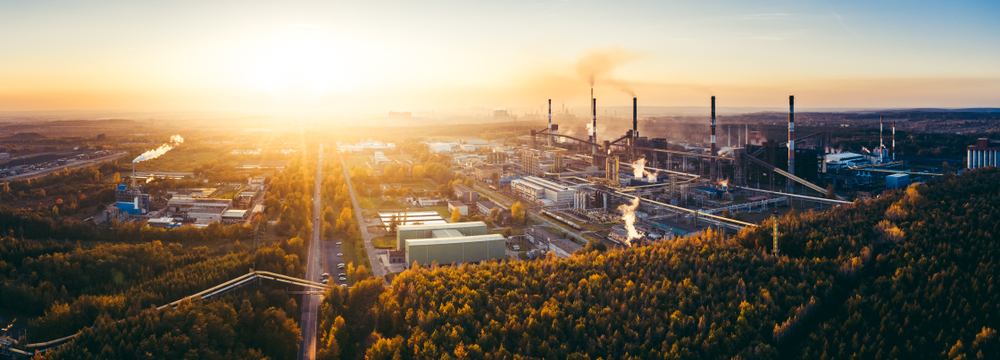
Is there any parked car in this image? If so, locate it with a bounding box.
[321,273,330,279]
[339,276,347,281]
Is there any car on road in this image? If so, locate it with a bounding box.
[339,276,347,282]
[337,253,343,257]
[338,273,346,277]
[340,284,347,288]
[335,241,342,245]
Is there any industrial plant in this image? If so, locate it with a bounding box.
[443,93,960,247]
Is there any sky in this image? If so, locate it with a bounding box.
[1,0,998,117]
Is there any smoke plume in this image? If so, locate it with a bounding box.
[575,46,641,87]
[618,197,642,246]
[631,156,658,181]
[633,157,646,178]
[133,135,184,163]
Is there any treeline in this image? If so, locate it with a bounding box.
[0,205,254,243]
[0,162,118,214]
[0,239,210,315]
[795,168,1000,359]
[38,290,302,360]
[9,240,304,344]
[262,154,314,239]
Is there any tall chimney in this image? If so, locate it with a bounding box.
[132,162,136,188]
[592,98,598,157]
[632,97,638,141]
[892,119,896,161]
[711,96,717,180]
[879,116,885,163]
[787,95,795,191]
[547,99,552,146]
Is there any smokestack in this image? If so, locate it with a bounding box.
[880,116,884,148]
[547,99,552,146]
[132,162,136,188]
[788,95,795,191]
[892,120,896,161]
[632,97,638,140]
[592,98,598,156]
[711,96,717,180]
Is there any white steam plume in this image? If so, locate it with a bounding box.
[632,157,646,178]
[632,157,658,182]
[618,197,642,246]
[133,135,184,163]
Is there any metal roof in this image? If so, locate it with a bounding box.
[406,234,505,246]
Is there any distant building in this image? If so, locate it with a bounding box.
[967,138,1000,169]
[248,176,267,191]
[397,222,505,267]
[147,217,182,229]
[886,173,910,189]
[222,210,249,224]
[477,199,501,215]
[115,184,149,216]
[825,152,870,170]
[454,184,479,204]
[338,139,395,153]
[448,201,469,217]
[511,176,580,207]
[474,165,502,183]
[0,153,10,160]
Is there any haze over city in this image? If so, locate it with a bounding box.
[2,0,998,118]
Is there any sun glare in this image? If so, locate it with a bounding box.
[247,33,351,98]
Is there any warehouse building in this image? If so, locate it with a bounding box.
[397,222,505,266]
[511,176,581,206]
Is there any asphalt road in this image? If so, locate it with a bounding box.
[297,144,324,360]
[341,157,388,280]
[1,152,124,182]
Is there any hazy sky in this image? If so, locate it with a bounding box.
[1,0,998,116]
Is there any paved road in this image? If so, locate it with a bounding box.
[341,157,388,280]
[297,145,324,360]
[1,152,124,182]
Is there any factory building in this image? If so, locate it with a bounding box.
[454,184,479,204]
[396,222,505,266]
[967,138,1000,170]
[886,173,910,189]
[115,184,149,215]
[511,176,581,206]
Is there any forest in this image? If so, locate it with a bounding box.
[312,169,1000,359]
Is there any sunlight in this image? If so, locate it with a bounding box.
[247,33,353,98]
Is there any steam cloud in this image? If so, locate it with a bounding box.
[618,197,642,246]
[575,46,641,87]
[133,135,184,163]
[632,156,658,182]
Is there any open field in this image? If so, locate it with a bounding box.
[372,236,395,249]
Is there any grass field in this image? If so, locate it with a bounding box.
[343,155,369,169]
[359,196,406,210]
[372,236,396,249]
